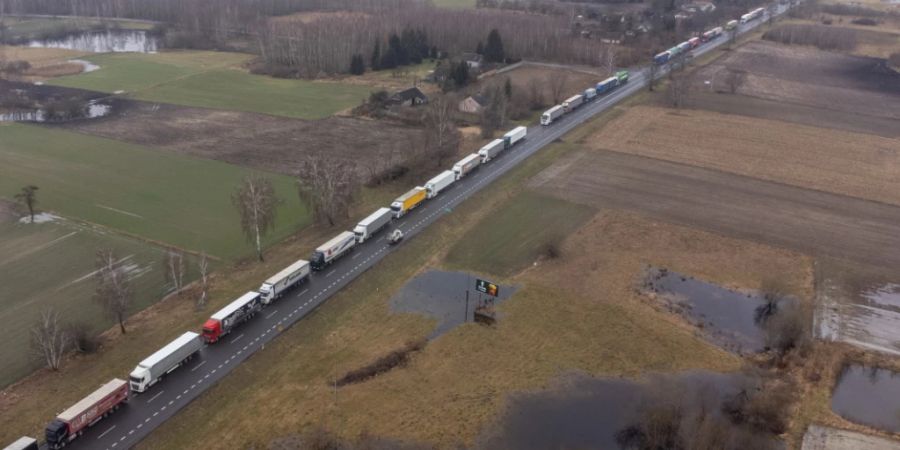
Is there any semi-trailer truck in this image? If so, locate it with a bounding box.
[540,105,564,125]
[583,87,597,101]
[129,331,203,393]
[596,77,618,94]
[477,139,505,163]
[259,259,310,304]
[202,291,262,343]
[45,379,128,449]
[311,231,357,269]
[688,37,701,48]
[654,51,671,65]
[562,94,583,112]
[677,41,692,52]
[353,207,392,243]
[4,437,38,450]
[425,170,456,198]
[616,70,630,84]
[503,126,527,149]
[725,19,738,30]
[453,154,481,180]
[391,187,427,217]
[702,26,723,41]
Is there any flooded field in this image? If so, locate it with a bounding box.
[831,365,900,433]
[478,371,781,450]
[0,99,111,122]
[643,267,786,353]
[27,30,158,53]
[390,270,514,338]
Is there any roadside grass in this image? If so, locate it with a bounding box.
[135,140,744,449]
[444,189,594,277]
[48,51,374,119]
[0,217,192,388]
[0,123,310,261]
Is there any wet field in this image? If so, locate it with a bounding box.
[831,365,900,433]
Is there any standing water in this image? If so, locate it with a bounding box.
[831,365,900,433]
[27,30,158,53]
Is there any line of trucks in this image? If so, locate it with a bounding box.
[7,7,779,447]
[7,124,530,450]
[653,6,766,65]
[540,70,630,126]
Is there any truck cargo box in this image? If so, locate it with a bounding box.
[130,331,203,392]
[541,105,564,125]
[453,154,481,180]
[46,379,129,448]
[354,207,393,242]
[312,231,357,269]
[425,170,456,198]
[562,94,583,112]
[477,139,505,163]
[391,187,427,217]
[503,126,527,148]
[259,259,310,303]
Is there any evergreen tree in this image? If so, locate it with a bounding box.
[504,77,513,99]
[349,54,365,75]
[476,41,484,55]
[371,40,381,71]
[451,61,470,88]
[387,33,407,67]
[484,29,505,63]
[401,27,418,64]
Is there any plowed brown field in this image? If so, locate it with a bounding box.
[591,105,900,206]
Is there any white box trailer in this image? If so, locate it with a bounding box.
[562,94,584,112]
[425,170,456,198]
[583,87,597,100]
[311,231,356,270]
[477,139,505,163]
[129,331,203,393]
[453,154,482,180]
[4,437,38,450]
[541,105,564,126]
[354,207,393,243]
[259,259,310,304]
[503,126,527,149]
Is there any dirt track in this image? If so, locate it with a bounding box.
[60,100,426,177]
[530,150,900,268]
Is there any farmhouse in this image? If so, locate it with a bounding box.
[458,94,487,114]
[390,87,429,107]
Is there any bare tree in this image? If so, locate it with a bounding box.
[162,248,185,291]
[31,308,70,371]
[526,78,545,110]
[14,185,39,223]
[647,63,659,92]
[728,27,739,49]
[480,85,508,139]
[546,72,568,105]
[232,175,281,262]
[667,74,691,109]
[94,249,133,334]
[423,94,460,168]
[297,157,358,227]
[603,43,617,75]
[196,251,209,311]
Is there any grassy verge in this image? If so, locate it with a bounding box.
[0,123,309,260]
[48,51,373,119]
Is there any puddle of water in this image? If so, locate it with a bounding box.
[390,270,515,339]
[18,212,60,224]
[68,59,100,73]
[479,371,779,450]
[0,100,111,123]
[831,364,900,433]
[27,30,158,53]
[644,267,789,353]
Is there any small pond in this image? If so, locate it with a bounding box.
[390,270,515,339]
[643,267,793,353]
[27,30,158,53]
[831,364,900,433]
[0,100,111,123]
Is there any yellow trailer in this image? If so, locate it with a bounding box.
[390,186,427,218]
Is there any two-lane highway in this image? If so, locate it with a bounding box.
[57,7,789,449]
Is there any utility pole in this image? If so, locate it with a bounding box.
[464,290,469,322]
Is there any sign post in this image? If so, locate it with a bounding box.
[475,278,499,297]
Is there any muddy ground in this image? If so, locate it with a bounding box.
[0,79,107,111]
[59,98,427,178]
[690,40,900,137]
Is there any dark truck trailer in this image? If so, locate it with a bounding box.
[45,379,129,449]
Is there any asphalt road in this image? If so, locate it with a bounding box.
[46,7,787,450]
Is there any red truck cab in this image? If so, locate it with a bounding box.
[202,319,222,343]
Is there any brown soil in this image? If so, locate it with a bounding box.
[499,64,604,105]
[61,100,427,178]
[691,40,900,136]
[590,105,900,206]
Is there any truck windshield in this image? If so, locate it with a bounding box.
[129,375,143,384]
[45,420,67,442]
[311,251,325,265]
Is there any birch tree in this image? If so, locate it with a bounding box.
[232,176,280,262]
[94,249,133,334]
[31,308,70,371]
[162,248,185,291]
[196,251,209,311]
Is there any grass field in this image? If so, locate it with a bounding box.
[0,215,191,388]
[0,123,310,260]
[444,190,595,277]
[48,51,374,119]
